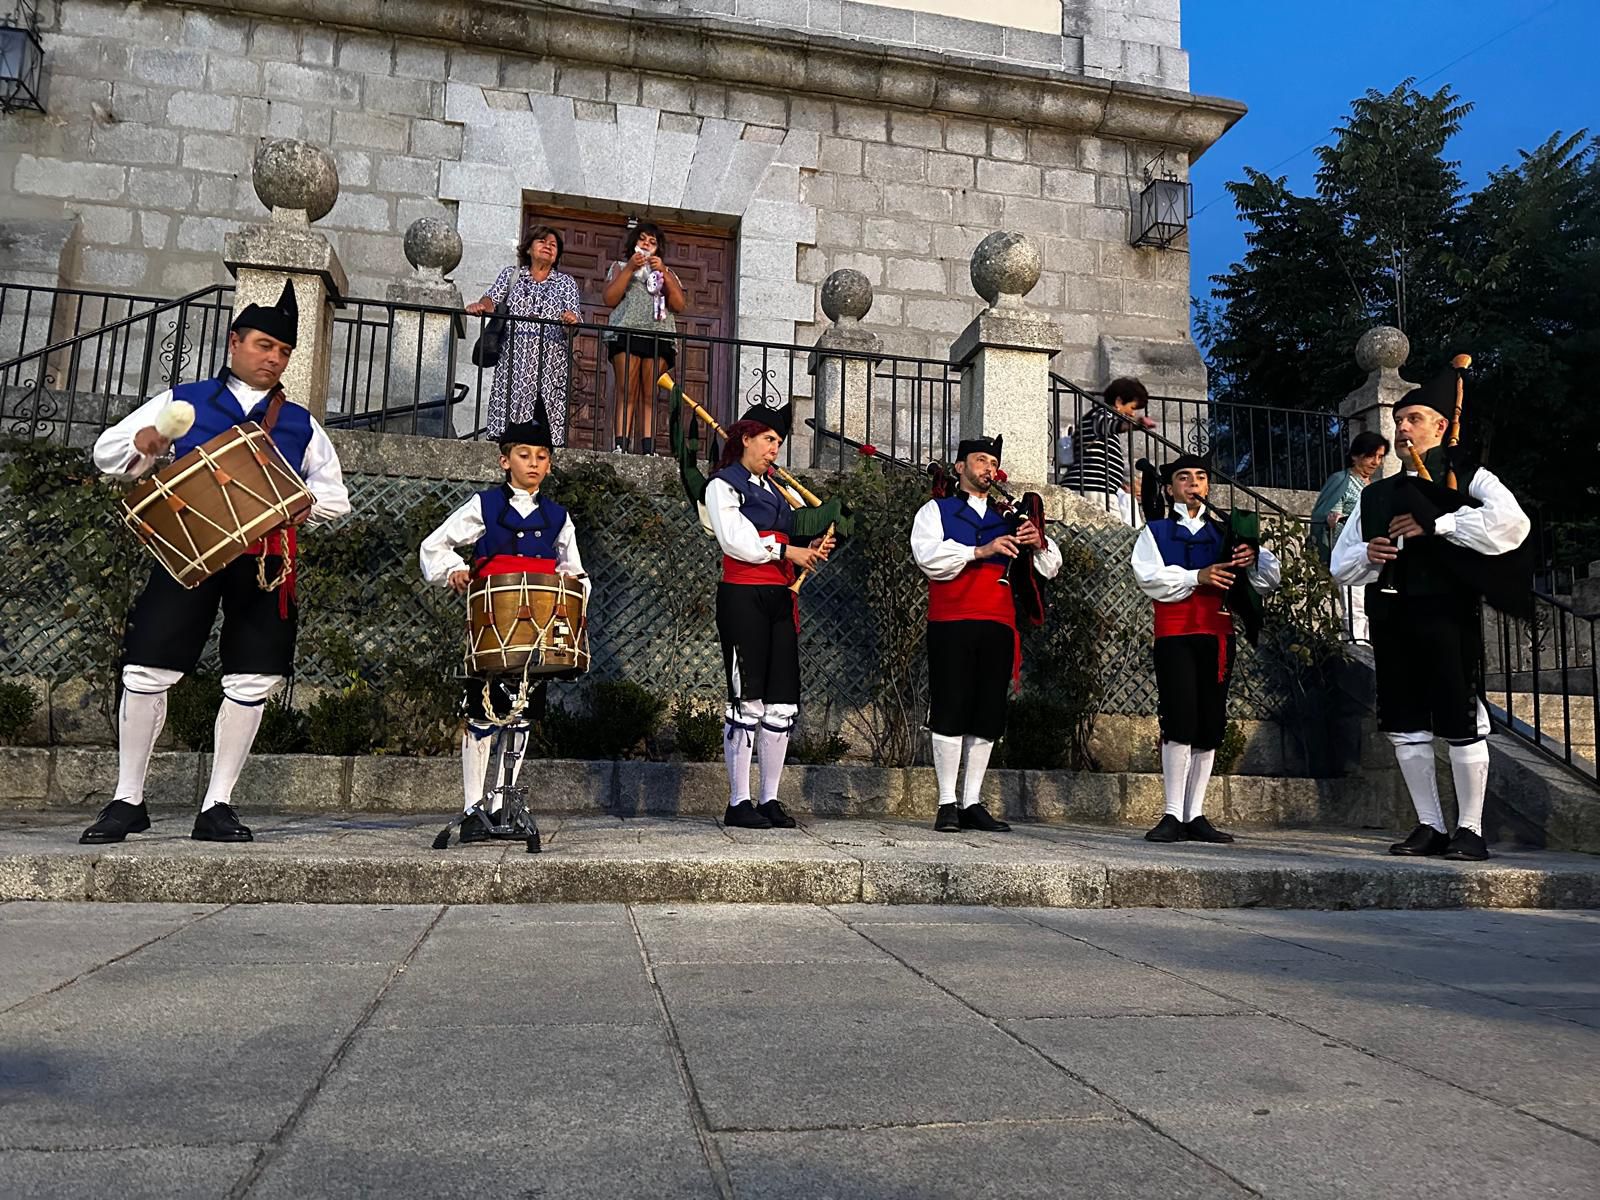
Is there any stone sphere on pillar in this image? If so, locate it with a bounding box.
[403,217,463,282]
[252,138,340,224]
[820,269,873,325]
[1355,326,1410,373]
[970,231,1041,311]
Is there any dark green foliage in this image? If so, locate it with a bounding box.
[532,680,668,760]
[1197,80,1600,560]
[788,727,849,766]
[167,675,224,750]
[0,680,39,744]
[254,693,310,755]
[994,695,1076,770]
[671,696,723,762]
[306,680,384,757]
[1216,720,1248,776]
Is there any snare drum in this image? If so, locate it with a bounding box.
[467,571,590,677]
[121,422,314,588]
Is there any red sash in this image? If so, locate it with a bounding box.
[1154,588,1235,681]
[243,527,297,618]
[928,560,1023,688]
[473,554,558,579]
[721,531,793,587]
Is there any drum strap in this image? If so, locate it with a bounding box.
[259,385,286,433]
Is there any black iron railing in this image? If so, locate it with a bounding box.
[1485,591,1598,781]
[0,283,169,366]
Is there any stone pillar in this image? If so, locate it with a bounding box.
[221,139,347,420]
[1340,326,1416,479]
[383,218,466,437]
[806,269,883,468]
[949,232,1061,486]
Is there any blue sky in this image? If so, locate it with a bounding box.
[1184,0,1597,319]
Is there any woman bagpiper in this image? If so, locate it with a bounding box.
[705,402,835,829]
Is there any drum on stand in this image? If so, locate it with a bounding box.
[120,421,313,587]
[466,571,590,677]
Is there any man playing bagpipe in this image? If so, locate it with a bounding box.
[1330,359,1531,861]
[80,281,351,845]
[670,393,841,829]
[419,417,588,844]
[911,434,1062,832]
[1131,455,1280,844]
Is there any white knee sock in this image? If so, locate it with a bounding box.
[1160,741,1192,819]
[1448,740,1490,835]
[1183,749,1216,822]
[960,735,994,809]
[724,718,758,804]
[113,689,168,806]
[200,699,265,811]
[756,722,791,804]
[931,733,962,806]
[462,723,495,813]
[1392,739,1446,832]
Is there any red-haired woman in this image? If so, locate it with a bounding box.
[705,403,835,828]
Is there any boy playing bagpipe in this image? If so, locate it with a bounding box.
[1131,455,1280,844]
[419,418,588,844]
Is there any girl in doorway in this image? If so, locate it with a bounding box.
[601,222,686,455]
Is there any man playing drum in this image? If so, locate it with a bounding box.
[419,418,588,843]
[80,281,351,845]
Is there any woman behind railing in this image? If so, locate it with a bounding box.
[465,225,580,444]
[601,222,685,455]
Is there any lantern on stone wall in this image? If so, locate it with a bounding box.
[1131,158,1191,250]
[0,1,45,114]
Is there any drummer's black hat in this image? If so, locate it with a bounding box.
[498,418,554,452]
[230,280,299,349]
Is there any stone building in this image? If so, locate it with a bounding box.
[1,0,1242,451]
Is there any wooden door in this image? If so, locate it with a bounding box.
[523,207,736,452]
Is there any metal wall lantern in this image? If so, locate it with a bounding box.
[0,0,45,114]
[1131,158,1192,249]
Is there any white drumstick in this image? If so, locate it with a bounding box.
[154,400,195,440]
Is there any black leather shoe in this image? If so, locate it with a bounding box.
[459,810,493,844]
[958,803,1011,832]
[933,803,960,832]
[1443,828,1491,861]
[1389,824,1450,856]
[191,803,252,843]
[756,799,797,828]
[1144,814,1186,843]
[80,800,151,844]
[1184,815,1235,844]
[723,800,772,829]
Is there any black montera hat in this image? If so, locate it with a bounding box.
[498,419,554,450]
[230,279,300,348]
[1159,453,1209,483]
[1394,361,1461,420]
[956,434,1002,463]
[738,400,791,439]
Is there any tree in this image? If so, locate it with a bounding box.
[1197,80,1600,560]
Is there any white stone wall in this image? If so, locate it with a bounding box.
[0,0,1201,394]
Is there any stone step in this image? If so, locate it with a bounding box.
[3,812,1596,909]
[0,748,1415,832]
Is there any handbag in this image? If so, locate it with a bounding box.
[471,301,508,368]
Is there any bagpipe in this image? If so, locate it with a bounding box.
[1133,457,1265,645]
[665,375,850,592]
[1381,354,1534,619]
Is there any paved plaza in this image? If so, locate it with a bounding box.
[2,901,1598,1198]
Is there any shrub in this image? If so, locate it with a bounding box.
[167,675,224,750]
[0,680,39,744]
[994,695,1077,771]
[254,693,311,755]
[1216,720,1248,774]
[671,696,723,762]
[585,679,667,759]
[787,728,849,766]
[306,679,384,756]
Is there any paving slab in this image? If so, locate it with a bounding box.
[0,1146,260,1200]
[634,903,888,965]
[246,1025,715,1200]
[654,960,1112,1130]
[718,1120,1253,1200]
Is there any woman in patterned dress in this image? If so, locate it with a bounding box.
[466,225,581,443]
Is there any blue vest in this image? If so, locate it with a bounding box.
[473,486,568,561]
[935,494,1013,548]
[169,375,313,473]
[711,466,794,536]
[1148,517,1226,570]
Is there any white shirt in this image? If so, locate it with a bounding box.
[92,376,351,525]
[1329,465,1531,587]
[418,486,588,597]
[1131,509,1281,602]
[910,493,1063,582]
[707,472,791,564]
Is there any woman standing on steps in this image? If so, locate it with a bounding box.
[601,222,686,455]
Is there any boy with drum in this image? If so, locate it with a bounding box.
[79,282,351,845]
[419,418,588,843]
